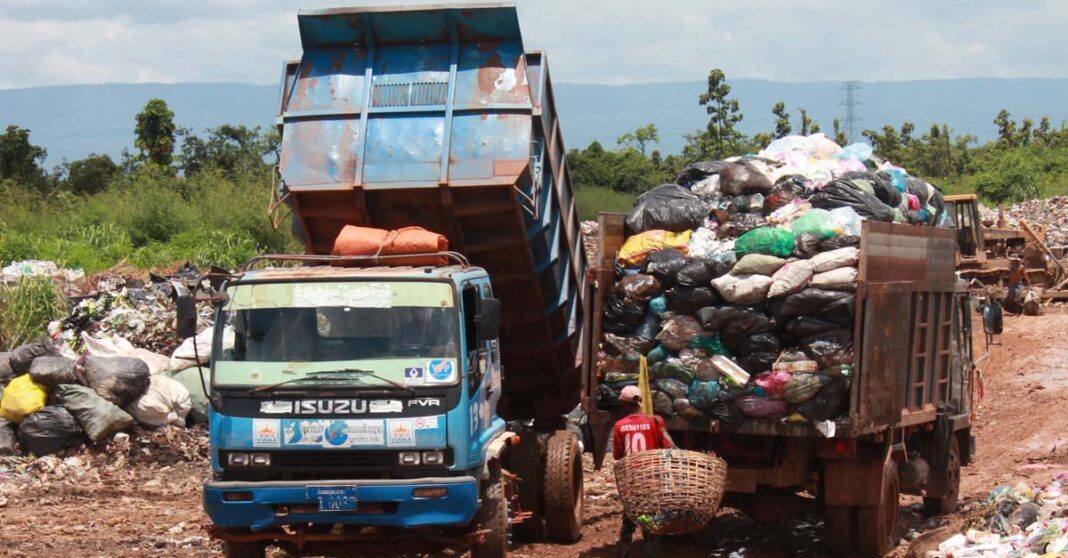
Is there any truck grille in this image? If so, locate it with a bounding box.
[220,450,454,481]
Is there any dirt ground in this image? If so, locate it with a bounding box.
[0,310,1065,558]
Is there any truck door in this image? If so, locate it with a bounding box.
[461,282,501,434]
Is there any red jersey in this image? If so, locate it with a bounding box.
[612,413,672,460]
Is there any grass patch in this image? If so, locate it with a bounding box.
[575,186,635,221]
[0,276,66,349]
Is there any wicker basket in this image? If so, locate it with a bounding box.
[613,449,727,536]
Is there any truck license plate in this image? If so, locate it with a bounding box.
[307,486,359,512]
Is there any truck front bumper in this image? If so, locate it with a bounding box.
[204,476,479,531]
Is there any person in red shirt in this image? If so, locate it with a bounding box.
[613,385,674,557]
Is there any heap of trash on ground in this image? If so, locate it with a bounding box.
[595,133,949,427]
[980,197,1068,248]
[0,263,214,457]
[930,475,1068,557]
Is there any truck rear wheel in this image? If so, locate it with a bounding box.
[544,430,583,543]
[472,461,510,558]
[857,458,900,556]
[223,541,265,558]
[924,436,961,516]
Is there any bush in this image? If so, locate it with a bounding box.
[0,276,66,349]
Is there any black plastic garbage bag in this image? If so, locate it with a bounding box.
[28,356,78,388]
[0,352,13,385]
[982,302,1004,335]
[796,377,850,421]
[765,176,809,212]
[656,378,690,400]
[604,292,646,334]
[597,384,621,409]
[17,406,84,456]
[771,288,853,322]
[0,417,16,455]
[677,161,730,188]
[603,334,654,360]
[785,316,844,339]
[721,214,767,237]
[818,235,861,252]
[625,184,711,235]
[801,330,855,369]
[665,287,719,314]
[642,249,687,287]
[54,384,136,442]
[719,161,773,196]
[80,355,152,407]
[676,258,727,287]
[652,391,674,416]
[841,171,901,208]
[721,309,776,350]
[633,311,662,341]
[736,353,777,375]
[793,232,822,258]
[810,179,895,222]
[736,333,782,357]
[616,274,663,302]
[9,338,60,374]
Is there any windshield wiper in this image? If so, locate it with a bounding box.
[250,368,415,395]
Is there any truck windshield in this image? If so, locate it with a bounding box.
[213,280,460,388]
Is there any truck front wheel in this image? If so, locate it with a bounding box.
[544,430,583,543]
[472,461,510,558]
[924,436,961,516]
[223,541,265,558]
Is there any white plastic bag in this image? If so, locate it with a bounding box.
[80,332,171,375]
[829,207,862,237]
[125,375,192,427]
[810,267,857,291]
[170,328,214,371]
[711,273,773,305]
[809,247,859,273]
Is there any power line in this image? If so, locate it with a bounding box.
[839,81,862,144]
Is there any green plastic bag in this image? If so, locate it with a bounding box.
[168,366,211,424]
[54,384,135,442]
[649,360,695,384]
[688,336,731,356]
[735,227,796,258]
[789,209,839,239]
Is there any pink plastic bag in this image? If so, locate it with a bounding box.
[907,193,921,211]
[736,396,789,419]
[755,371,793,399]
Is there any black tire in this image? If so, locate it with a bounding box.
[472,462,510,558]
[857,459,900,556]
[544,430,583,543]
[924,436,961,516]
[223,541,265,558]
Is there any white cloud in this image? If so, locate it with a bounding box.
[0,0,1064,88]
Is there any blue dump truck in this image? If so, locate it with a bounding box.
[185,4,589,557]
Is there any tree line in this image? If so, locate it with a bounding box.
[568,69,1066,207]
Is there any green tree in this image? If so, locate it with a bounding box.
[687,68,745,160]
[616,123,660,157]
[135,98,177,167]
[180,125,278,177]
[971,149,1041,206]
[1034,117,1053,146]
[994,109,1018,148]
[1017,117,1033,146]
[798,108,815,136]
[0,125,48,188]
[772,101,791,138]
[832,118,848,146]
[61,153,119,195]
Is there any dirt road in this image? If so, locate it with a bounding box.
[1,311,1065,557]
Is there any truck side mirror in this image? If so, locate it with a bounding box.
[176,295,198,340]
[477,298,501,341]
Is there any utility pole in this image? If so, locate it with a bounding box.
[839,81,862,144]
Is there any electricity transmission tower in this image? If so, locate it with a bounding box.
[839,81,862,143]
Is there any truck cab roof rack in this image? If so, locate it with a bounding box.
[242,252,471,271]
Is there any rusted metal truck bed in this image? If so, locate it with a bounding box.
[274,4,586,423]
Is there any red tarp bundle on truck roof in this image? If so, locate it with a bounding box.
[332,225,449,267]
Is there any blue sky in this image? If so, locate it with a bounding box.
[0,0,1065,88]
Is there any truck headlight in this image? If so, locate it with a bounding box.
[228,453,250,467]
[250,453,271,467]
[398,452,421,465]
[421,451,444,465]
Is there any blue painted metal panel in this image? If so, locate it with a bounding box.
[363,115,444,184]
[453,41,529,108]
[285,48,367,113]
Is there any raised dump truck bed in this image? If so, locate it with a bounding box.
[275,3,586,424]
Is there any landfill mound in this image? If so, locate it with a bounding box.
[921,476,1068,557]
[980,196,1068,248]
[0,262,214,459]
[595,133,948,427]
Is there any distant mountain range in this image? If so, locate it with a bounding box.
[4,78,1068,166]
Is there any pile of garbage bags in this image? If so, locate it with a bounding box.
[931,476,1068,557]
[597,133,948,428]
